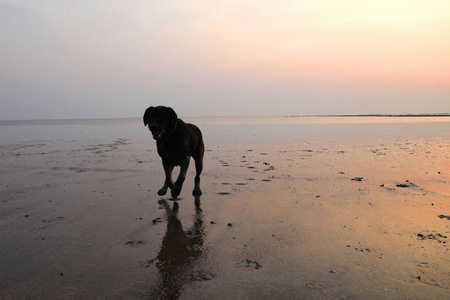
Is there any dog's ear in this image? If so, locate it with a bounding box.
[143,107,153,126]
[167,107,178,130]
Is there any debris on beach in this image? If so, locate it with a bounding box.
[396,183,409,188]
[417,233,447,243]
[396,180,417,188]
[124,240,146,246]
[189,271,215,281]
[240,259,262,270]
[141,259,156,268]
[152,217,162,224]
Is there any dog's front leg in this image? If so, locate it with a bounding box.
[171,156,190,198]
[158,160,174,196]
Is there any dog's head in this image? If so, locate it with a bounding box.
[143,106,178,140]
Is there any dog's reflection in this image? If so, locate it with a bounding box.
[149,197,205,299]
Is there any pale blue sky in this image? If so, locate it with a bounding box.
[1,0,449,120]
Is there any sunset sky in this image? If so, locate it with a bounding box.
[1,0,449,120]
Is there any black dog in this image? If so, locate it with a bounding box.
[143,106,204,198]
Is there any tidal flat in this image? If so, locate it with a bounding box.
[1,116,449,299]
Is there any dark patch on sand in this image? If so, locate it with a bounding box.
[351,177,364,181]
[396,180,417,188]
[141,259,156,268]
[240,259,262,270]
[396,183,410,188]
[42,216,64,223]
[152,217,163,224]
[125,240,146,246]
[189,270,215,281]
[417,233,447,243]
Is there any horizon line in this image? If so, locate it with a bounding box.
[0,113,450,122]
[1,113,449,122]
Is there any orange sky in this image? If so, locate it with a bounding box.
[177,1,450,84]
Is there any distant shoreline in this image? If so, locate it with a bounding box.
[284,114,450,118]
[1,114,449,123]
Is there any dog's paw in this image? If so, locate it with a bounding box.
[192,188,202,196]
[157,188,167,196]
[171,186,181,198]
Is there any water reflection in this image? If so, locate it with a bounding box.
[149,197,205,299]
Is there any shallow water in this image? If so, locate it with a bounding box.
[1,116,449,145]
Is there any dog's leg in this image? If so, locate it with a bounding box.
[192,141,204,196]
[192,156,203,196]
[158,161,174,196]
[171,156,190,198]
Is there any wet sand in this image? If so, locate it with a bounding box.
[0,117,449,299]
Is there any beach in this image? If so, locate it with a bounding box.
[0,116,449,299]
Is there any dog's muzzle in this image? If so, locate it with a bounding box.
[149,125,164,139]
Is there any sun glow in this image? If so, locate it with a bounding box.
[174,1,450,85]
